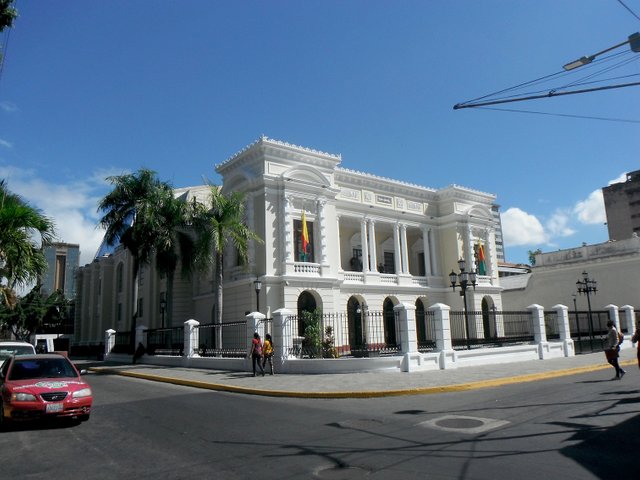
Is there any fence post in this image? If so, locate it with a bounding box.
[528,304,549,359]
[430,303,456,369]
[621,305,636,337]
[553,304,574,357]
[184,319,200,358]
[272,308,293,372]
[135,324,147,349]
[606,304,620,330]
[105,329,115,356]
[394,303,417,354]
[245,312,266,370]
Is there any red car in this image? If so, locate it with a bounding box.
[0,354,92,425]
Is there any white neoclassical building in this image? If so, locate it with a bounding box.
[74,137,504,348]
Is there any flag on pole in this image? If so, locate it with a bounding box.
[301,210,309,260]
[477,242,486,275]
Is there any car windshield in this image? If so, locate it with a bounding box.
[9,358,77,380]
[0,345,35,361]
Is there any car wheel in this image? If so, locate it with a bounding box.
[0,399,10,430]
[78,414,90,422]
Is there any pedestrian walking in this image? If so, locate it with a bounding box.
[250,332,265,377]
[262,333,274,375]
[604,320,625,380]
[631,321,640,369]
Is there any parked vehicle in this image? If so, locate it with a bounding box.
[0,341,37,368]
[0,354,92,426]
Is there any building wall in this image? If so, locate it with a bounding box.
[501,237,640,311]
[75,137,503,345]
[603,170,640,240]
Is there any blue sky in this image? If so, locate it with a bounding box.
[1,0,639,267]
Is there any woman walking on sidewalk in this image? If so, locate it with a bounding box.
[604,320,626,380]
[632,321,640,369]
[250,332,265,377]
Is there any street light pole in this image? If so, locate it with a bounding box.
[449,258,477,350]
[253,278,262,313]
[160,294,167,329]
[576,271,597,351]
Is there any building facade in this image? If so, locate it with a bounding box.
[603,169,640,241]
[74,137,503,346]
[40,242,80,298]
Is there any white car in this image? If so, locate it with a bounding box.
[0,342,37,368]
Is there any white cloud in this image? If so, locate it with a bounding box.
[574,189,606,225]
[546,209,576,237]
[0,165,108,266]
[0,138,13,149]
[501,207,547,246]
[0,101,18,113]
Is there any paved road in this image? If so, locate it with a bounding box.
[2,353,639,479]
[85,348,639,398]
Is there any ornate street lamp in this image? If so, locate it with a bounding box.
[449,258,477,350]
[253,278,262,313]
[576,271,597,351]
[160,294,167,329]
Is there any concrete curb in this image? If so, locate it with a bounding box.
[88,358,637,399]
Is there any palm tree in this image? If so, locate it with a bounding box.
[192,185,262,347]
[98,169,173,342]
[0,180,55,309]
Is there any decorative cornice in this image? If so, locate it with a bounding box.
[216,136,341,172]
[335,167,436,194]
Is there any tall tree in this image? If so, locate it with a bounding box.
[0,0,17,32]
[98,169,173,340]
[192,186,262,338]
[0,286,66,342]
[0,180,55,309]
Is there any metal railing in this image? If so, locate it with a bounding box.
[111,331,134,354]
[286,310,402,358]
[450,310,534,350]
[569,310,610,353]
[416,309,437,352]
[196,320,248,358]
[146,326,184,356]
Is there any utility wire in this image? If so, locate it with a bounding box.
[617,0,640,22]
[477,106,640,124]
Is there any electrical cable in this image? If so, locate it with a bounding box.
[476,106,640,124]
[616,0,640,22]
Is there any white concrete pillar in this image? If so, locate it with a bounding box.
[336,215,343,271]
[105,329,116,356]
[184,319,200,358]
[394,303,417,354]
[393,223,401,275]
[368,219,378,272]
[621,305,636,336]
[284,195,293,263]
[400,224,409,274]
[553,304,575,357]
[422,228,431,276]
[272,308,293,370]
[429,303,456,369]
[317,199,328,266]
[528,304,549,359]
[606,304,620,331]
[360,218,369,273]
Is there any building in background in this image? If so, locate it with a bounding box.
[603,170,640,241]
[40,242,80,298]
[75,137,503,346]
[491,204,505,262]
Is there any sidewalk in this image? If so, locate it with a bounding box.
[84,348,639,399]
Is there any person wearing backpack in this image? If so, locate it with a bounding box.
[262,333,274,375]
[604,320,626,380]
[250,332,265,377]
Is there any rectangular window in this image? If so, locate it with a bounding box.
[54,254,66,291]
[384,252,395,274]
[294,219,315,262]
[417,252,425,276]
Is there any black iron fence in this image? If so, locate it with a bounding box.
[196,320,248,358]
[569,310,610,354]
[450,310,535,350]
[111,331,134,354]
[146,326,184,356]
[287,310,402,358]
[416,309,437,353]
[544,311,560,340]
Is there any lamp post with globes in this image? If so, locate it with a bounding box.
[576,271,597,351]
[449,258,477,350]
[160,294,167,329]
[253,278,262,313]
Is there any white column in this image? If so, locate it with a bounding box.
[528,304,549,359]
[485,228,494,278]
[336,215,343,271]
[553,304,575,357]
[400,224,409,274]
[317,199,328,265]
[422,228,432,276]
[368,219,378,272]
[284,195,293,263]
[465,224,474,270]
[361,218,370,273]
[184,319,200,358]
[246,193,255,270]
[393,223,401,275]
[430,228,440,276]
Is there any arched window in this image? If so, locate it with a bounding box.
[383,298,397,346]
[297,291,317,336]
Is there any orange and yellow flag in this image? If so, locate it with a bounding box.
[301,211,309,255]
